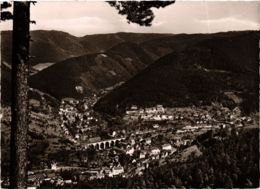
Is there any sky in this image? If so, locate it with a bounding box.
[1,1,260,37]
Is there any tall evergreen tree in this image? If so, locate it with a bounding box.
[9,2,30,189]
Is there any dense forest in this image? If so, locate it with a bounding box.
[94,31,259,115]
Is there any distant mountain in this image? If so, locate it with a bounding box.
[140,31,260,58]
[1,30,170,66]
[2,30,259,112]
[94,31,259,115]
[1,30,172,103]
[79,32,172,56]
[29,42,154,99]
[29,31,249,100]
[1,30,84,66]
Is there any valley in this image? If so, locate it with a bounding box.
[1,30,259,188]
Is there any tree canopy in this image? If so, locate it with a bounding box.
[108,1,175,26]
[0,2,12,21]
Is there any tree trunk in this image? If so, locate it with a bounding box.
[10,2,30,189]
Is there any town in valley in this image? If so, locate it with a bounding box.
[1,3,259,187]
[1,84,258,188]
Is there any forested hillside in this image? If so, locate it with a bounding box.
[95,31,259,115]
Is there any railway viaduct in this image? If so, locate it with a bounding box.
[84,137,125,150]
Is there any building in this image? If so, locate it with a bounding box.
[153,115,162,121]
[161,115,168,120]
[141,114,152,120]
[150,147,160,155]
[153,124,160,129]
[75,134,80,139]
[130,105,138,110]
[109,166,124,177]
[126,147,135,156]
[156,105,165,113]
[51,162,57,170]
[162,144,172,151]
[145,107,157,114]
[161,151,170,158]
[139,151,147,159]
[145,138,152,145]
[130,139,135,145]
[64,180,72,184]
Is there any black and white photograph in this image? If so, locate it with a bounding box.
[0,1,259,188]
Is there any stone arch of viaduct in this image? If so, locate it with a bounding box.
[85,138,125,150]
